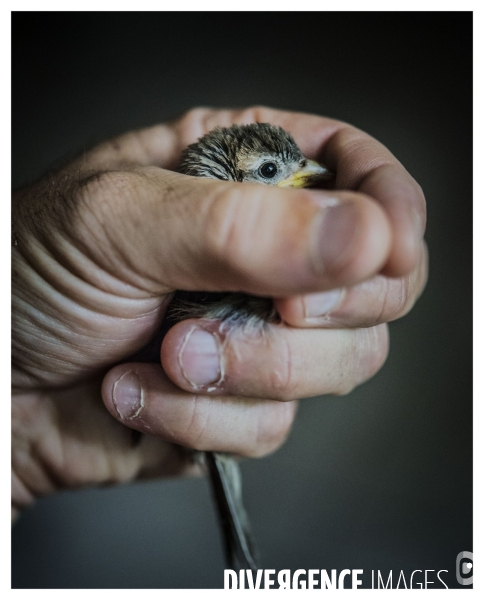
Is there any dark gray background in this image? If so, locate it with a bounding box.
[12,12,472,589]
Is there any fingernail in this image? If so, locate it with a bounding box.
[179,327,223,389]
[303,288,344,319]
[311,203,358,274]
[113,371,143,420]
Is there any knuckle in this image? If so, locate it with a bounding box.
[245,105,271,122]
[177,107,211,135]
[183,106,207,123]
[185,107,208,120]
[380,276,410,323]
[338,325,389,394]
[360,324,389,379]
[268,337,299,401]
[394,276,413,320]
[227,106,271,126]
[173,395,210,450]
[368,276,392,326]
[332,129,391,175]
[249,401,296,458]
[385,269,422,322]
[368,255,428,326]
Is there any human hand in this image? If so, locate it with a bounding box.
[12,107,427,518]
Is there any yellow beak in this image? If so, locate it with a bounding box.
[277,159,332,189]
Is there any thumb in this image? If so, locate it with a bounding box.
[68,166,393,298]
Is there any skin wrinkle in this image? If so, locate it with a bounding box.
[12,327,68,368]
[77,172,164,288]
[203,188,247,277]
[13,280,158,376]
[360,325,389,382]
[11,356,41,389]
[347,155,395,193]
[13,231,169,389]
[351,329,371,388]
[269,334,295,402]
[230,193,283,280]
[13,234,161,319]
[12,324,83,385]
[312,123,353,170]
[293,250,425,327]
[372,276,391,327]
[154,393,201,449]
[307,204,356,279]
[374,259,419,326]
[330,330,363,396]
[291,123,342,161]
[13,309,158,390]
[206,191,312,294]
[158,189,207,285]
[78,172,170,290]
[353,159,397,191]
[391,244,427,320]
[13,294,73,344]
[183,393,212,450]
[14,286,148,352]
[44,225,151,300]
[389,276,410,323]
[139,176,221,291]
[196,185,299,292]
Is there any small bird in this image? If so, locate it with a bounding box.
[174,123,332,332]
[171,123,332,571]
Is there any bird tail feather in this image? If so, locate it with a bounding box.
[204,451,259,571]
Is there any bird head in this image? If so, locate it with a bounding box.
[178,123,332,188]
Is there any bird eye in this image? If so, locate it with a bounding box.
[259,162,278,179]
